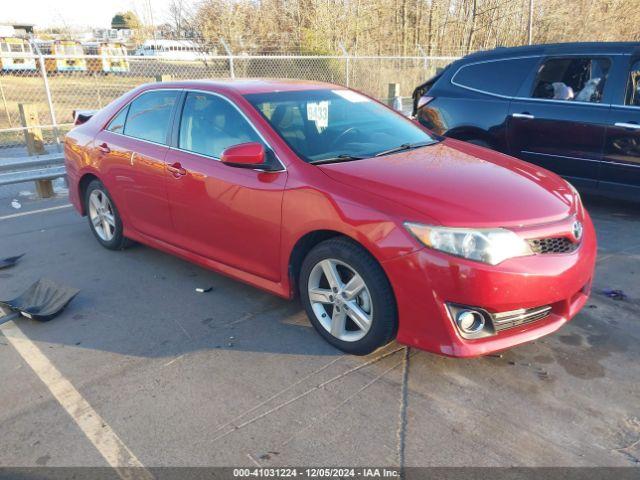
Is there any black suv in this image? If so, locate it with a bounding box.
[413,42,640,201]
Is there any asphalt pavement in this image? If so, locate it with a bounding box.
[0,189,639,469]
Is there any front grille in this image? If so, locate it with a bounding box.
[528,237,578,254]
[491,305,552,332]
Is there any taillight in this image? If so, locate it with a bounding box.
[73,110,96,126]
[417,95,434,109]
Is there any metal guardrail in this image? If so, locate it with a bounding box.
[0,153,65,187]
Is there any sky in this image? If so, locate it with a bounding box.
[2,0,177,29]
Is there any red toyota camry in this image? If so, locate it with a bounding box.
[64,80,596,357]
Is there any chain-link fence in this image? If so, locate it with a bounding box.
[0,51,457,158]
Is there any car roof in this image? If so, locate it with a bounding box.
[145,79,343,95]
[460,41,640,62]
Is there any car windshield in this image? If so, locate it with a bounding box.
[244,89,436,163]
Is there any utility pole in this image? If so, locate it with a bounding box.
[527,0,534,45]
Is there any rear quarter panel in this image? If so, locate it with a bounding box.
[64,124,99,213]
[417,91,510,151]
[63,84,163,215]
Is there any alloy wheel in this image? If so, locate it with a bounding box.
[307,258,373,342]
[88,189,116,242]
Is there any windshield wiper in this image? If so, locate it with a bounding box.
[374,141,434,157]
[309,154,366,165]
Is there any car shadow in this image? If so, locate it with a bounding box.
[1,235,344,358]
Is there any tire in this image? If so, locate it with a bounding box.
[84,179,130,250]
[299,237,397,355]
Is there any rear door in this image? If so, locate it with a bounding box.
[601,55,640,200]
[94,89,180,240]
[164,90,287,281]
[419,56,538,150]
[507,55,613,189]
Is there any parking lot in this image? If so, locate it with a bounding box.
[0,188,639,469]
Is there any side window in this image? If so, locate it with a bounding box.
[178,92,261,158]
[532,57,611,103]
[452,57,539,97]
[106,106,129,134]
[123,90,178,144]
[625,59,640,106]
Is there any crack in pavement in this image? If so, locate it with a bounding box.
[396,347,411,473]
[210,346,405,442]
[280,358,405,447]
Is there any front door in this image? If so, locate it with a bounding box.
[601,56,640,200]
[165,91,287,281]
[507,56,612,189]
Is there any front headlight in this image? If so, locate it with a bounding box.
[404,222,533,265]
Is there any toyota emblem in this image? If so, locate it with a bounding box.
[572,221,583,241]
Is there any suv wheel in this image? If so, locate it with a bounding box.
[299,238,397,355]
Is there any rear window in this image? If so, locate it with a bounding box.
[451,57,538,97]
[106,106,128,134]
[531,57,611,103]
[625,59,640,106]
[123,90,179,144]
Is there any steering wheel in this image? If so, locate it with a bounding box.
[329,127,361,150]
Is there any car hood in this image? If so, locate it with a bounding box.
[318,139,577,228]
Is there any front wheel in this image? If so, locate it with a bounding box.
[299,238,397,355]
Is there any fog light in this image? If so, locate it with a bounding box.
[456,310,485,333]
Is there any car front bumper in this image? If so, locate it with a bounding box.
[382,213,597,357]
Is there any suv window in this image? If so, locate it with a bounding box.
[178,92,261,158]
[625,59,640,106]
[123,90,179,144]
[532,57,611,103]
[452,57,538,97]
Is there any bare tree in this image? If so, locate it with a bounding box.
[188,0,640,55]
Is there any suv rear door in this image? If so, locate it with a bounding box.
[601,53,640,200]
[507,55,613,189]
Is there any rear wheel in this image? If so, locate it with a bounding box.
[85,180,130,250]
[299,238,397,355]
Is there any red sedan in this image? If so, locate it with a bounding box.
[64,80,596,357]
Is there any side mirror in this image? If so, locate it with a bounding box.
[221,142,268,169]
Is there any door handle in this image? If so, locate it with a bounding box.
[614,122,640,130]
[97,142,111,154]
[512,113,535,120]
[167,162,187,176]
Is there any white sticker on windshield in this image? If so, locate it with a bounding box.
[307,101,329,131]
[332,89,369,103]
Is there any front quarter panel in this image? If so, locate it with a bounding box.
[280,164,431,291]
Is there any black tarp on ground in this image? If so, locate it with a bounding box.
[0,278,79,321]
